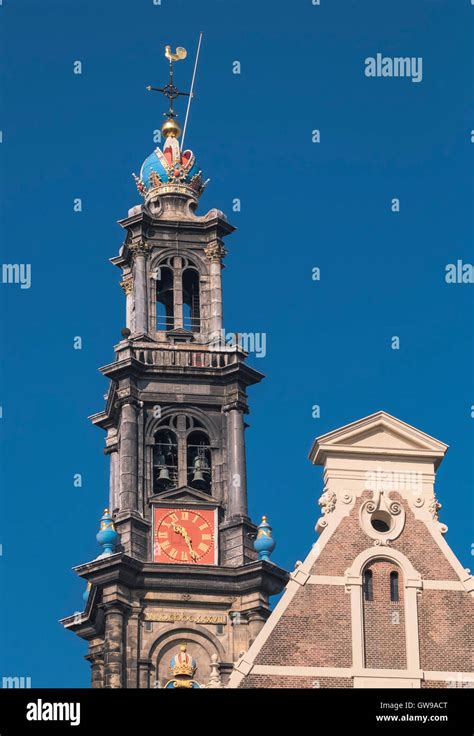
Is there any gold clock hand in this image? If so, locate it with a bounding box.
[172,523,199,561]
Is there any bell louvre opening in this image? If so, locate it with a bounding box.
[156,266,175,331]
[182,268,200,332]
[187,430,211,492]
[153,428,178,491]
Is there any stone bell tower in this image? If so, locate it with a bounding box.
[60,47,287,688]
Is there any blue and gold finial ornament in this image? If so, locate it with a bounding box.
[165,644,201,688]
[254,516,276,562]
[133,42,209,202]
[96,509,119,557]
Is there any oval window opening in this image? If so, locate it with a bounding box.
[370,511,392,533]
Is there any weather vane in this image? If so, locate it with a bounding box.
[146,34,203,145]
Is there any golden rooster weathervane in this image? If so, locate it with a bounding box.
[146,35,203,144]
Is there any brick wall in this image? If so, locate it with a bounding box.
[418,590,474,672]
[242,675,353,688]
[256,585,352,668]
[311,493,458,580]
[362,560,407,669]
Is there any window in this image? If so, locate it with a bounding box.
[153,429,178,491]
[390,571,399,602]
[182,268,200,332]
[156,266,174,331]
[370,511,392,533]
[187,430,211,492]
[363,570,373,601]
[152,416,212,495]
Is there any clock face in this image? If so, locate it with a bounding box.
[153,507,217,565]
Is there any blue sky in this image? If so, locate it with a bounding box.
[0,0,473,687]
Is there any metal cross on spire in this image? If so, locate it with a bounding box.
[146,45,190,121]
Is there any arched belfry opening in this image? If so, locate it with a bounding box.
[153,428,178,491]
[156,266,174,331]
[182,268,201,333]
[187,430,211,492]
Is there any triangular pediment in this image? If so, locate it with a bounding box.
[309,411,448,466]
[149,485,216,504]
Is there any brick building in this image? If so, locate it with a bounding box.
[229,411,474,689]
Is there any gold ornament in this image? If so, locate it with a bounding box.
[161,117,181,139]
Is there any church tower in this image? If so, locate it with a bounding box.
[61,47,287,688]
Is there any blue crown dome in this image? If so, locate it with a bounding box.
[133,136,207,199]
[140,150,171,186]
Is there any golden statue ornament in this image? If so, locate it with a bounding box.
[165,46,187,63]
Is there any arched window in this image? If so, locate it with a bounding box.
[156,266,174,331]
[182,268,200,332]
[390,571,399,602]
[186,430,211,491]
[363,569,373,602]
[153,429,178,491]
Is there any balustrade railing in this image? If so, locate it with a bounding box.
[129,345,239,369]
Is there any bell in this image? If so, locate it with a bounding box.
[157,466,170,483]
[192,468,205,485]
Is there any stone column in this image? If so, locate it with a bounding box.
[177,414,188,487]
[107,447,119,513]
[173,256,183,329]
[104,605,126,689]
[138,660,154,689]
[204,241,226,339]
[247,609,268,642]
[126,604,142,688]
[120,278,133,330]
[119,400,138,511]
[226,407,248,518]
[130,242,149,334]
[87,651,105,689]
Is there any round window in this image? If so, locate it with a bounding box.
[370,511,392,534]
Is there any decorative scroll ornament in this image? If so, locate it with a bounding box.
[318,487,337,515]
[315,486,338,533]
[204,241,227,263]
[359,489,406,545]
[428,494,448,534]
[428,496,442,520]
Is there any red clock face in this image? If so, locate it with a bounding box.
[153,508,217,565]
